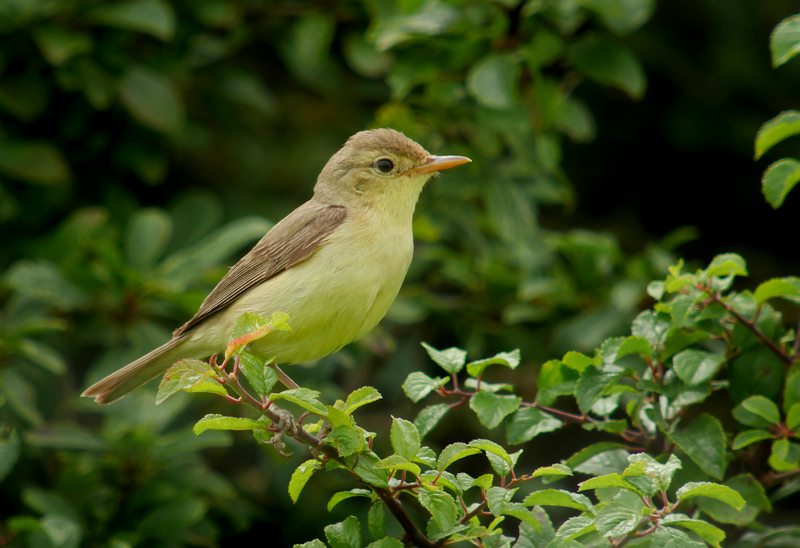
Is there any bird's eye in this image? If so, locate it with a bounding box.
[375,158,394,173]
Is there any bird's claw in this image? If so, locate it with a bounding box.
[263,405,297,457]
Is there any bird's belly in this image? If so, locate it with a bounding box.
[192,228,412,364]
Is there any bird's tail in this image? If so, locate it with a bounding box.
[82,336,190,404]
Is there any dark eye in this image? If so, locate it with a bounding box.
[375,158,394,173]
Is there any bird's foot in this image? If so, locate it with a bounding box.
[263,404,297,457]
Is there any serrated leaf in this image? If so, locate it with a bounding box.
[414,404,449,439]
[625,453,682,492]
[486,486,517,517]
[523,489,594,514]
[437,442,481,472]
[595,501,644,538]
[732,429,773,450]
[696,474,771,526]
[565,442,628,471]
[469,392,522,429]
[327,489,372,512]
[531,463,573,479]
[390,417,420,461]
[469,439,515,473]
[614,336,653,360]
[421,342,467,374]
[676,482,746,510]
[193,414,263,435]
[328,425,364,457]
[289,459,322,503]
[366,537,403,548]
[156,359,221,404]
[237,354,279,398]
[672,349,725,386]
[771,15,800,67]
[402,372,448,403]
[324,516,362,548]
[578,473,643,496]
[555,515,595,542]
[352,452,391,488]
[762,158,800,209]
[418,489,459,533]
[755,110,800,159]
[668,414,727,479]
[466,349,521,377]
[375,455,420,476]
[754,277,800,304]
[226,311,291,361]
[660,515,725,548]
[270,388,326,415]
[652,526,706,548]
[368,502,385,540]
[506,407,564,445]
[706,253,748,278]
[735,395,781,426]
[344,386,382,414]
[631,311,670,354]
[575,365,625,415]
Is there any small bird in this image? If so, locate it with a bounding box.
[83,128,470,403]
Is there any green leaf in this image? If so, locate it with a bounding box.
[125,208,171,269]
[732,429,772,450]
[466,53,520,110]
[651,526,705,548]
[523,489,594,514]
[270,388,326,415]
[578,473,643,496]
[295,540,327,548]
[16,339,66,374]
[562,351,596,372]
[32,24,93,66]
[531,463,573,479]
[762,158,800,209]
[565,442,628,472]
[676,482,746,510]
[579,0,655,35]
[466,349,521,377]
[0,426,21,482]
[365,538,403,548]
[555,515,595,542]
[754,277,800,304]
[437,442,481,472]
[771,15,800,67]
[575,365,625,415]
[120,66,184,133]
[421,342,467,374]
[390,417,421,461]
[668,414,727,479]
[352,453,391,488]
[289,459,322,503]
[626,453,682,492]
[368,502,386,540]
[84,0,175,40]
[402,372,448,403]
[631,311,670,355]
[486,486,516,517]
[325,516,362,548]
[570,38,646,99]
[328,425,364,457]
[755,111,800,159]
[672,349,725,385]
[768,438,800,472]
[0,140,70,185]
[238,354,279,398]
[506,407,564,445]
[660,515,725,548]
[696,474,771,526]
[414,404,449,439]
[193,414,264,435]
[788,403,800,430]
[156,359,222,404]
[706,253,748,278]
[469,392,522,429]
[734,395,781,427]
[469,439,516,475]
[594,501,645,538]
[4,259,88,309]
[344,386,382,414]
[614,336,653,361]
[327,489,372,512]
[418,489,459,533]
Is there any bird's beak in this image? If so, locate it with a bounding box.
[406,155,471,176]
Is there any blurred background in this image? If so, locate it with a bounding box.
[1,0,799,545]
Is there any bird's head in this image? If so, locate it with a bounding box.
[314,128,470,213]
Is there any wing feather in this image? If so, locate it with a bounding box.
[174,201,347,336]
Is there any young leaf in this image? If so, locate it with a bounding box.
[667,414,727,479]
[237,353,278,397]
[402,372,448,403]
[327,489,372,512]
[270,388,327,415]
[469,392,522,429]
[676,482,746,510]
[193,414,264,436]
[156,359,222,404]
[289,459,322,503]
[324,515,362,548]
[506,407,564,445]
[225,311,291,360]
[465,349,521,377]
[705,253,748,278]
[531,463,573,479]
[771,15,800,67]
[328,425,364,457]
[390,417,421,461]
[762,158,800,209]
[754,278,800,304]
[343,386,382,414]
[421,342,467,374]
[755,111,800,159]
[375,455,421,476]
[414,403,449,439]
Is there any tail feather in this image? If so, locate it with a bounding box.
[82,336,189,404]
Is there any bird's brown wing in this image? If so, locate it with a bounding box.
[173,201,347,337]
